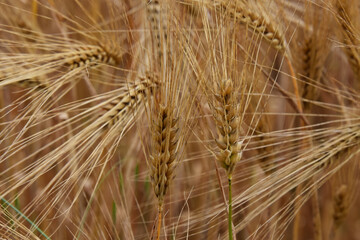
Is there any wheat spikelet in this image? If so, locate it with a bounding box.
[212,0,286,51]
[99,73,158,130]
[16,78,47,89]
[335,0,360,82]
[214,79,242,178]
[146,0,168,63]
[301,35,325,85]
[317,126,360,170]
[333,184,349,229]
[254,116,275,174]
[66,45,121,70]
[295,1,331,112]
[299,36,323,111]
[0,66,47,89]
[149,105,179,210]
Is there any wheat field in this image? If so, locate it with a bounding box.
[0,0,359,239]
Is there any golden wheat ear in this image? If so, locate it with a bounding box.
[214,79,242,178]
[98,73,159,130]
[209,0,286,52]
[251,109,275,175]
[332,184,349,230]
[147,82,192,239]
[292,2,331,114]
[335,0,360,84]
[65,44,122,70]
[0,67,48,90]
[146,0,168,65]
[150,105,179,210]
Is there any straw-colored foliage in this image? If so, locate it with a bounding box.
[0,0,360,239]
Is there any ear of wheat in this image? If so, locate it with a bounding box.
[0,66,47,89]
[146,0,168,65]
[66,45,122,70]
[150,105,179,210]
[333,184,349,230]
[214,79,242,178]
[295,5,329,113]
[99,73,158,130]
[335,0,360,83]
[210,0,286,51]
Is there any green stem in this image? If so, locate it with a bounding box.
[228,177,233,240]
[1,197,51,240]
